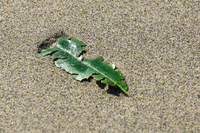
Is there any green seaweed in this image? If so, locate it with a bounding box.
[41,37,128,95]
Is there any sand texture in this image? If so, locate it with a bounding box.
[0,0,199,132]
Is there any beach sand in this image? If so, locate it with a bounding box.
[1,0,199,132]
